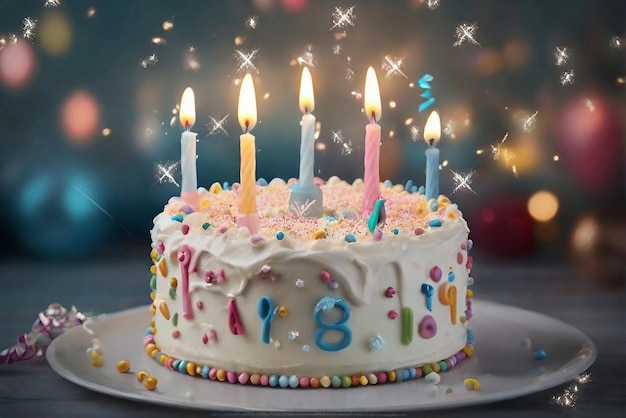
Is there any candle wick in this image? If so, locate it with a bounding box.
[429,138,434,147]
[305,107,309,114]
[370,112,376,124]
[244,120,249,134]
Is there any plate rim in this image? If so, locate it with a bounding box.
[46,299,597,412]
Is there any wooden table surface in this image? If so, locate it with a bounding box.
[0,253,624,418]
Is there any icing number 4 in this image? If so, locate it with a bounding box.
[314,297,352,352]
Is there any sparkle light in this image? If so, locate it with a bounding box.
[162,20,174,31]
[234,48,259,73]
[381,55,407,79]
[86,7,96,18]
[453,22,480,47]
[151,37,166,45]
[609,36,623,49]
[450,170,476,194]
[583,98,595,112]
[552,384,579,408]
[522,110,538,133]
[560,70,575,86]
[410,125,420,142]
[44,0,61,7]
[427,0,441,9]
[332,44,342,55]
[330,129,352,156]
[246,15,258,29]
[490,133,518,176]
[22,17,37,40]
[554,47,570,66]
[154,161,180,187]
[206,114,229,136]
[330,5,356,31]
[296,44,316,67]
[443,120,456,139]
[140,53,158,68]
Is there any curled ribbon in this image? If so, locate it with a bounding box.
[0,303,88,364]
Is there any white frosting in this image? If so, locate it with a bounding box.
[150,197,471,377]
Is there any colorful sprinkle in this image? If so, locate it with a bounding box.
[429,219,442,227]
[287,330,299,340]
[144,376,158,390]
[385,286,396,298]
[276,231,285,240]
[536,349,546,360]
[345,233,356,242]
[429,266,442,282]
[369,335,385,352]
[295,279,304,288]
[418,315,438,339]
[320,270,332,282]
[202,222,211,230]
[116,360,131,373]
[464,378,480,391]
[388,309,398,319]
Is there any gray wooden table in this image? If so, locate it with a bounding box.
[1,253,624,417]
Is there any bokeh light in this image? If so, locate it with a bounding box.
[16,169,107,258]
[38,10,72,56]
[61,90,100,143]
[528,190,559,222]
[0,40,36,88]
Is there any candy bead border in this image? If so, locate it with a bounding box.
[142,328,475,388]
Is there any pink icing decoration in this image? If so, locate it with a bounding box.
[320,270,332,282]
[208,368,217,380]
[181,224,190,235]
[260,375,269,386]
[156,240,165,255]
[373,229,383,241]
[219,225,228,233]
[228,299,245,335]
[460,242,467,250]
[385,287,396,298]
[388,309,398,319]
[299,377,310,387]
[457,251,464,264]
[202,333,209,344]
[429,266,442,282]
[177,245,195,320]
[209,330,217,340]
[196,301,204,310]
[227,372,237,383]
[418,315,438,339]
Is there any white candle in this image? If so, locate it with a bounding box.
[424,110,441,201]
[361,66,382,216]
[179,87,198,209]
[298,67,316,189]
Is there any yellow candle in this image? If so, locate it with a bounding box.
[238,73,257,215]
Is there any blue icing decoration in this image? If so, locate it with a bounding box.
[467,239,473,251]
[202,222,210,230]
[402,369,410,381]
[276,231,285,240]
[421,283,434,311]
[314,297,352,352]
[256,178,268,186]
[201,365,210,378]
[405,180,414,192]
[345,234,356,242]
[383,179,393,188]
[278,375,289,388]
[429,219,442,227]
[367,199,386,233]
[369,335,385,352]
[418,185,425,194]
[170,214,184,222]
[269,375,279,386]
[315,296,338,313]
[288,375,299,388]
[257,296,278,344]
[448,271,455,282]
[429,201,439,211]
[222,181,230,190]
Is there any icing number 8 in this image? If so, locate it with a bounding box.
[313,297,352,352]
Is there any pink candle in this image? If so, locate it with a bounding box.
[361,67,382,215]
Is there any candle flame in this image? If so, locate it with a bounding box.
[299,67,315,114]
[364,66,382,122]
[238,73,257,132]
[424,110,441,146]
[179,87,196,130]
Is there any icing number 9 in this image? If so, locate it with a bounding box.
[314,297,352,352]
[257,296,278,344]
[439,283,457,325]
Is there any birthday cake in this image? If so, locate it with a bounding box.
[144,176,475,388]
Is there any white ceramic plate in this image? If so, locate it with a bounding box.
[46,300,596,412]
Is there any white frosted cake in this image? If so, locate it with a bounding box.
[144,176,475,388]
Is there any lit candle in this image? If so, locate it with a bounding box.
[424,110,441,201]
[237,73,259,234]
[289,66,323,217]
[298,67,315,189]
[179,87,199,209]
[361,66,382,216]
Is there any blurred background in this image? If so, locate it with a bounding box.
[0,0,623,285]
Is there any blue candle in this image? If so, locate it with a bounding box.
[423,111,441,201]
